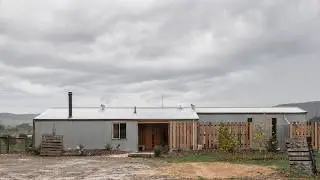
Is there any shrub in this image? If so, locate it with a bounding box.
[77,144,86,156]
[267,135,278,152]
[0,124,4,131]
[28,145,41,155]
[105,143,112,151]
[254,125,267,152]
[154,146,162,157]
[116,144,120,150]
[217,124,238,152]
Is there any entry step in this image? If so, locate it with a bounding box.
[128,152,154,158]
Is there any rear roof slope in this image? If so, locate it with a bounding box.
[196,107,307,114]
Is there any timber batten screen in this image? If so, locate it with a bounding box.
[197,122,252,150]
[169,121,252,151]
[169,121,197,150]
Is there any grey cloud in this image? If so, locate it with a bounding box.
[0,0,319,113]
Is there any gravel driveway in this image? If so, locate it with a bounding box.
[0,154,174,180]
[0,154,283,179]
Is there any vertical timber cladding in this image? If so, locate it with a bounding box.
[169,120,196,150]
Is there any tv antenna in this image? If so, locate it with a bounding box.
[161,95,164,108]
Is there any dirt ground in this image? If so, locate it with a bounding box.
[157,162,276,179]
[0,154,279,180]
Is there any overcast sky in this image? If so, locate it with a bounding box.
[0,0,320,113]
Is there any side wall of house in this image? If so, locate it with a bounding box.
[34,120,138,152]
[198,113,307,150]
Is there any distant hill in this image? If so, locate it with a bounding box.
[0,113,38,126]
[277,101,320,120]
[1,101,320,124]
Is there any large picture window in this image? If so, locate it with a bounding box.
[113,123,126,139]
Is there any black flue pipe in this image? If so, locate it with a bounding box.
[68,92,72,118]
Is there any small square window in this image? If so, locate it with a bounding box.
[247,118,253,123]
[113,123,126,139]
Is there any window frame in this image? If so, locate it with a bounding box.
[112,122,127,140]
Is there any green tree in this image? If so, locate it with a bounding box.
[217,124,238,152]
[267,135,278,152]
[254,125,266,152]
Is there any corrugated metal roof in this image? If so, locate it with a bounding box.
[196,107,307,114]
[34,107,199,120]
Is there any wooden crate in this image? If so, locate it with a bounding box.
[40,135,63,156]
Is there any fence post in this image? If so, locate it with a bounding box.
[25,137,28,151]
[6,136,9,153]
[315,122,319,150]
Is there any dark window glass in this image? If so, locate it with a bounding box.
[113,123,119,139]
[120,123,126,139]
[272,118,277,137]
[247,118,252,141]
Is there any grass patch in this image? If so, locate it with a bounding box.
[166,151,289,170]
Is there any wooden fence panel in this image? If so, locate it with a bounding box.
[195,122,252,150]
[289,122,320,150]
[170,121,320,151]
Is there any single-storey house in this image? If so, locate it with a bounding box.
[196,107,307,150]
[33,92,308,152]
[33,93,199,152]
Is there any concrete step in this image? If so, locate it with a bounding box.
[128,152,154,158]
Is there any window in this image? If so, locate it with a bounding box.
[272,118,277,137]
[120,123,126,139]
[247,118,253,141]
[113,123,126,139]
[113,123,119,139]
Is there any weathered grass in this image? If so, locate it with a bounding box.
[165,151,320,177]
[166,151,287,168]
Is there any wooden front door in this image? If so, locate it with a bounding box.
[138,124,168,151]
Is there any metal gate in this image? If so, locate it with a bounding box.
[0,136,30,154]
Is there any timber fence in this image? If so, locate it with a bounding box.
[289,122,320,150]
